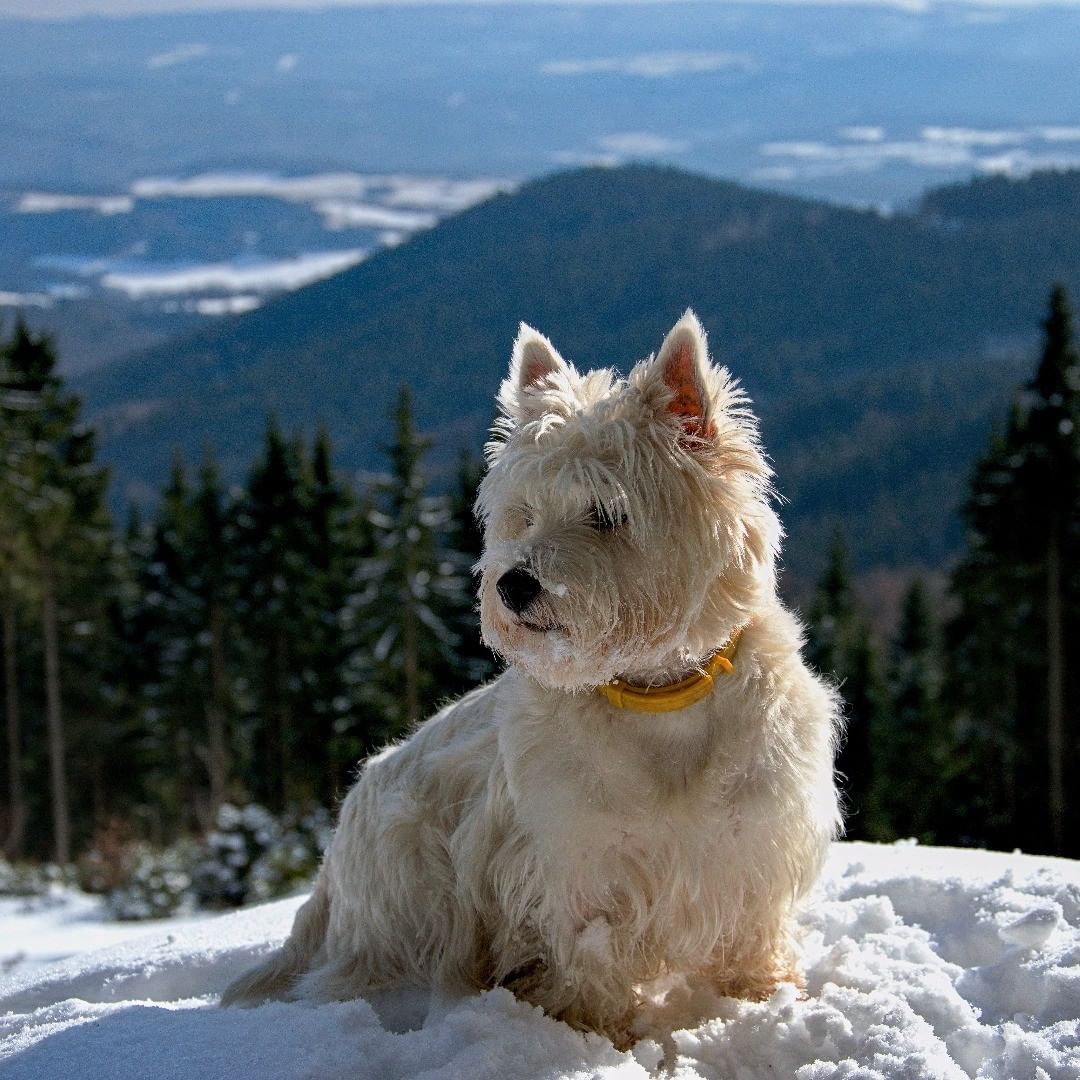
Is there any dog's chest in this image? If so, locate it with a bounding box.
[499,687,742,884]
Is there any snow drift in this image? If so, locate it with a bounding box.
[1,842,1078,1079]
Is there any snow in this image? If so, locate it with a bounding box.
[313,201,438,232]
[757,125,1080,182]
[1,842,1078,1079]
[188,294,262,316]
[16,193,135,215]
[12,172,514,314]
[0,291,52,309]
[596,133,690,157]
[0,890,207,983]
[145,43,210,70]
[100,250,367,299]
[130,172,374,203]
[541,52,755,79]
[376,177,514,212]
[127,172,512,212]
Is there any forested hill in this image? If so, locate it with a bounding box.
[78,165,1080,582]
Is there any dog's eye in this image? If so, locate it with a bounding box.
[506,507,534,535]
[588,504,628,532]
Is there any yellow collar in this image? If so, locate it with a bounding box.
[597,628,744,713]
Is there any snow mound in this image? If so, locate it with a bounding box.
[1,842,1079,1079]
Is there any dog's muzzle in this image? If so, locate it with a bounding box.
[496,567,542,616]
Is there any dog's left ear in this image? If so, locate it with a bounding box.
[501,323,573,423]
[651,309,716,445]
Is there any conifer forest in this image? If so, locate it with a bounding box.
[1,287,1078,915]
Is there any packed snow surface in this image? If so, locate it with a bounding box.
[1,842,1078,1079]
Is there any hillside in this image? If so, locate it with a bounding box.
[79,165,1080,583]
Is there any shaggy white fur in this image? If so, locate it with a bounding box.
[221,310,843,1044]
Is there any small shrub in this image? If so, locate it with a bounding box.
[78,817,136,895]
[249,805,333,902]
[106,840,200,921]
[0,857,49,897]
[192,802,330,909]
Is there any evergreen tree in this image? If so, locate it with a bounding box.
[133,459,205,833]
[877,579,950,842]
[98,506,169,844]
[0,576,26,858]
[73,519,146,839]
[133,453,240,829]
[806,533,886,839]
[353,388,472,745]
[1020,286,1080,853]
[446,451,497,691]
[299,429,366,800]
[0,322,110,863]
[0,326,34,857]
[947,286,1080,855]
[946,415,1031,848]
[807,534,857,679]
[191,456,237,821]
[233,420,327,811]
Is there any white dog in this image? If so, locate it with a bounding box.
[222,311,842,1043]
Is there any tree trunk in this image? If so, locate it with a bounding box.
[403,571,419,733]
[40,552,71,866]
[1047,521,1066,855]
[2,591,27,859]
[273,631,290,813]
[1002,655,1018,852]
[206,597,229,819]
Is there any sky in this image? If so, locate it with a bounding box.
[5,0,1080,23]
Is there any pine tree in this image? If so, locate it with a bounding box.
[946,416,1030,849]
[299,429,365,800]
[1020,286,1080,853]
[0,578,25,859]
[877,579,950,842]
[947,286,1080,855]
[132,453,244,832]
[69,517,143,840]
[0,322,110,863]
[97,506,167,844]
[353,388,472,745]
[446,451,497,691]
[807,534,857,680]
[134,459,205,833]
[193,457,236,820]
[233,419,326,810]
[806,533,886,839]
[0,326,33,857]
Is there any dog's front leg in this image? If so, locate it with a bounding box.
[702,915,804,1003]
[568,927,639,1043]
[498,916,640,1047]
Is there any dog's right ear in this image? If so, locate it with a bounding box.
[500,323,572,423]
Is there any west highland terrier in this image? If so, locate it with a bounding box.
[222,310,843,1043]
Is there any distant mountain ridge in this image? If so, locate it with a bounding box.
[78,165,1080,584]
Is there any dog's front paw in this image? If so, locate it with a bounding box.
[707,957,805,1004]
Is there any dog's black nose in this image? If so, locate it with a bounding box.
[496,568,542,615]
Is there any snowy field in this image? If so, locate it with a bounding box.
[1,841,1078,1079]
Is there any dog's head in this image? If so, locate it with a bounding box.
[476,310,780,692]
